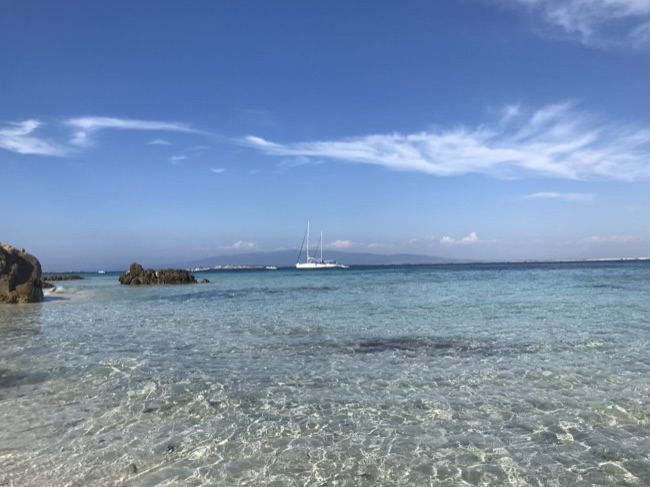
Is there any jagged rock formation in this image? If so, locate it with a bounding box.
[118,263,197,285]
[0,244,44,304]
[43,275,84,282]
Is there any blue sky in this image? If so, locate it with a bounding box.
[1,0,648,270]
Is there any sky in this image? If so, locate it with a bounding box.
[1,0,648,270]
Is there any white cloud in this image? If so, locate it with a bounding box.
[0,120,66,156]
[462,232,479,244]
[149,138,172,146]
[66,117,198,133]
[66,116,202,149]
[330,240,355,249]
[583,234,645,244]
[407,235,440,247]
[210,168,225,174]
[231,240,258,250]
[502,0,650,50]
[0,116,205,156]
[440,232,480,246]
[440,236,456,246]
[246,135,280,149]
[243,102,650,181]
[500,104,521,124]
[526,192,595,202]
[70,130,92,148]
[170,155,187,164]
[277,155,317,169]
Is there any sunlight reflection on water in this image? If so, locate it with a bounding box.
[1,263,648,485]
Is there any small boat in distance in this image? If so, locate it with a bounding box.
[296,222,347,269]
[190,266,211,272]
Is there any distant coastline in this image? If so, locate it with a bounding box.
[42,255,649,274]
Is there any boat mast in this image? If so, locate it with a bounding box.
[320,231,323,263]
[306,222,310,262]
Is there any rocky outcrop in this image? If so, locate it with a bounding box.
[0,244,44,304]
[118,263,197,285]
[43,275,84,281]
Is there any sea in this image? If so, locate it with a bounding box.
[0,261,648,486]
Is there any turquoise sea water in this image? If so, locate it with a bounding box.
[1,262,648,486]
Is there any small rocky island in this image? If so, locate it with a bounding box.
[119,263,199,285]
[0,244,44,303]
[43,275,85,282]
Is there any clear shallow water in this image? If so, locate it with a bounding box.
[1,262,648,486]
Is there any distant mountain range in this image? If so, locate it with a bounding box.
[181,250,463,268]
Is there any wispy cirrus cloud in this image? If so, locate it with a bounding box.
[243,102,650,181]
[526,192,595,202]
[0,119,66,156]
[170,155,187,164]
[66,116,203,149]
[66,116,198,133]
[501,0,650,50]
[148,138,173,146]
[0,116,204,156]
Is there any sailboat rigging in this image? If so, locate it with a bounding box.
[296,222,347,269]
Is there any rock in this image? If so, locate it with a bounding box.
[118,263,197,285]
[43,275,84,281]
[0,244,44,304]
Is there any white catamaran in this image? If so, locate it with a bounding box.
[296,222,347,269]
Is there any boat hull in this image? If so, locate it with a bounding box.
[296,262,341,269]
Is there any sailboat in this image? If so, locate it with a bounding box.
[296,222,347,269]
